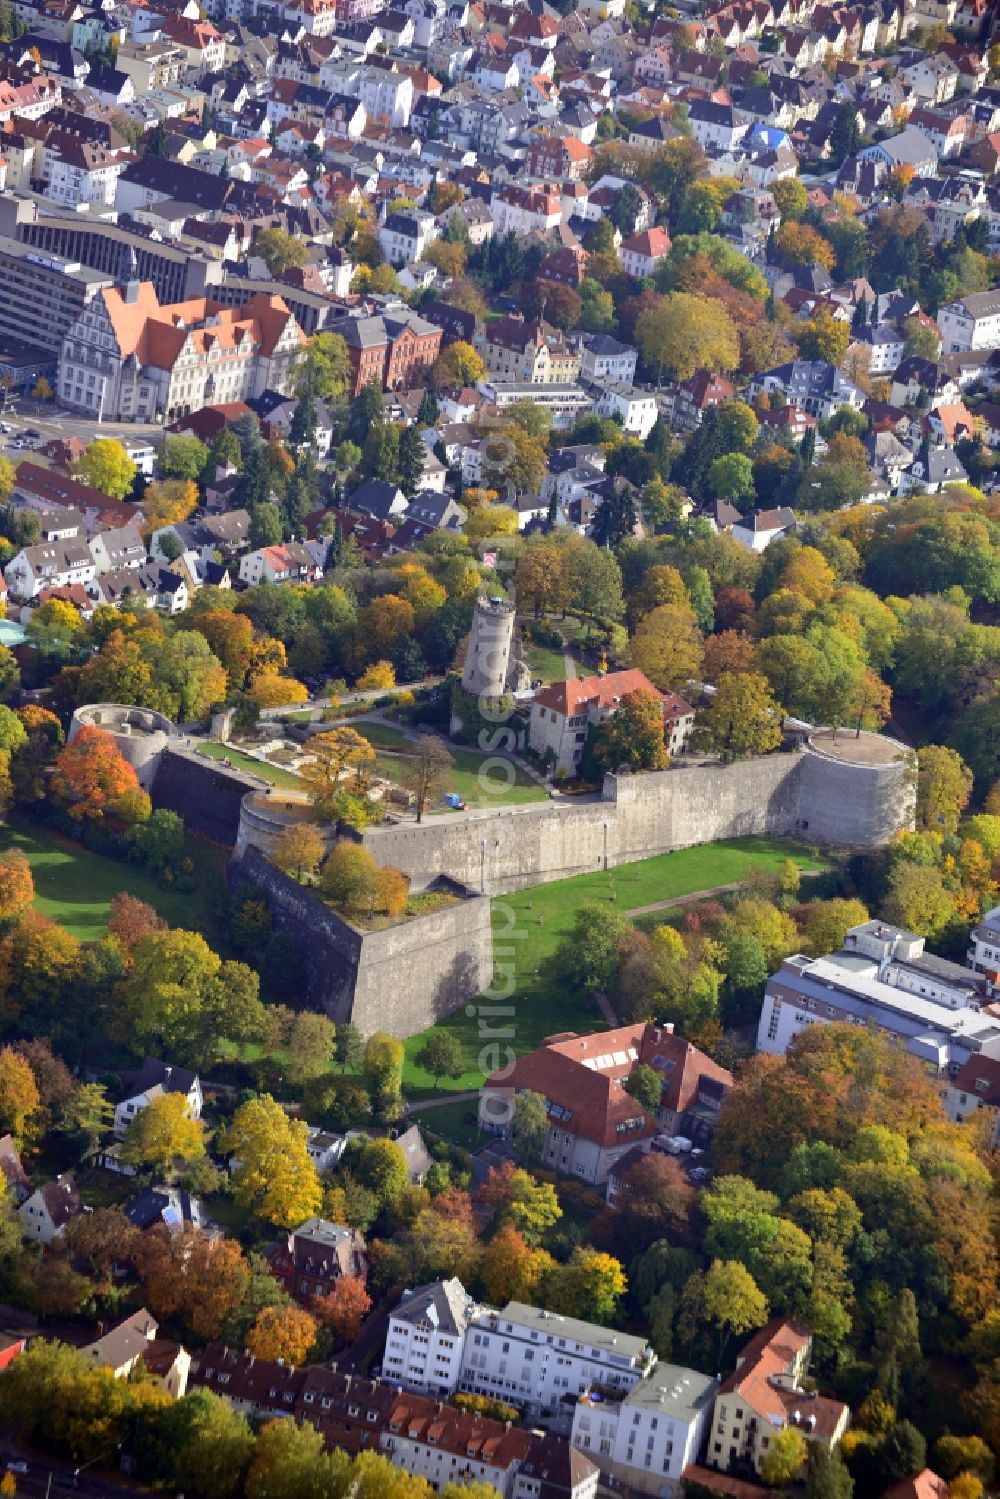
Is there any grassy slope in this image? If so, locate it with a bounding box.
[355,723,547,808]
[0,817,228,941]
[402,836,826,1098]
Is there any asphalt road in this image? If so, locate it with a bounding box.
[0,398,163,453]
[0,1431,170,1499]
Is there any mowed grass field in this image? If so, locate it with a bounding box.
[402,835,826,1099]
[196,740,303,790]
[353,721,548,809]
[0,817,229,941]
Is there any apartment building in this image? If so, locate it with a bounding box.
[571,1364,718,1496]
[458,1302,656,1419]
[968,903,1000,995]
[480,317,581,386]
[384,1278,479,1396]
[757,920,1000,1072]
[938,290,1000,354]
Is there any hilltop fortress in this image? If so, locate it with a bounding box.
[69,667,915,1033]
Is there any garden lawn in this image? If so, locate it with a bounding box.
[403,835,827,1098]
[196,741,303,789]
[523,639,568,684]
[338,721,548,807]
[0,816,229,941]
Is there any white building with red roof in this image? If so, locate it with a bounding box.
[707,1320,849,1475]
[479,1023,731,1185]
[528,669,693,776]
[619,226,671,280]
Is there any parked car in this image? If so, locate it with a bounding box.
[7,1461,29,1474]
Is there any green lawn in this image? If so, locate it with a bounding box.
[0,817,229,941]
[416,1099,488,1151]
[403,836,826,1097]
[355,724,547,810]
[523,640,569,684]
[196,741,304,790]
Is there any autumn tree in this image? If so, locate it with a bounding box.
[272,823,325,882]
[134,1227,251,1342]
[119,1092,206,1174]
[314,1275,371,1345]
[142,478,198,534]
[0,849,32,924]
[635,293,740,384]
[698,672,783,762]
[50,727,141,822]
[404,733,454,823]
[630,603,703,692]
[916,745,972,836]
[0,1048,41,1142]
[480,1224,554,1305]
[513,548,568,623]
[246,1418,350,1499]
[762,1425,808,1485]
[254,226,307,277]
[225,1095,323,1229]
[300,729,377,820]
[246,1303,318,1365]
[75,439,136,500]
[682,1258,769,1365]
[363,1032,405,1120]
[433,341,487,388]
[108,892,166,952]
[775,223,835,270]
[547,1247,627,1324]
[590,689,668,772]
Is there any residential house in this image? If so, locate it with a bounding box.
[619,226,671,280]
[19,1173,82,1244]
[89,523,146,576]
[938,290,1000,354]
[378,210,438,267]
[591,384,658,438]
[748,361,864,419]
[480,317,581,386]
[730,507,797,553]
[238,541,321,586]
[859,125,939,176]
[579,334,637,386]
[4,538,96,600]
[268,1217,368,1304]
[944,1054,1000,1147]
[706,1320,849,1475]
[81,1309,159,1378]
[113,1059,203,1137]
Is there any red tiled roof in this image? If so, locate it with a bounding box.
[532,668,688,720]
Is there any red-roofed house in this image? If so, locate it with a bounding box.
[619,226,671,279]
[528,668,693,775]
[885,1473,951,1499]
[479,1022,727,1184]
[707,1320,850,1475]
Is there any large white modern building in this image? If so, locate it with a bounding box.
[570,1364,718,1497]
[459,1302,656,1422]
[937,290,1000,354]
[757,920,1000,1072]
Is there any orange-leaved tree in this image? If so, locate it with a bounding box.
[50,726,141,821]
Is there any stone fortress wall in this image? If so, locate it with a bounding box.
[74,702,915,1034]
[355,734,915,897]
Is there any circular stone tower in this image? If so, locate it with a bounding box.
[461,595,517,698]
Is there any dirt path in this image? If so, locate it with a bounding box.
[624,869,821,919]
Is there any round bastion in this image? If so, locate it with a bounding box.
[234,790,324,861]
[69,703,177,790]
[798,729,916,847]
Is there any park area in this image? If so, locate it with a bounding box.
[402,834,827,1106]
[0,816,228,941]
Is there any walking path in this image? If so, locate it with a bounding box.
[405,1089,480,1114]
[623,868,821,919]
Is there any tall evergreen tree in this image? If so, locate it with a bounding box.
[347,380,385,447]
[398,424,426,497]
[287,390,317,457]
